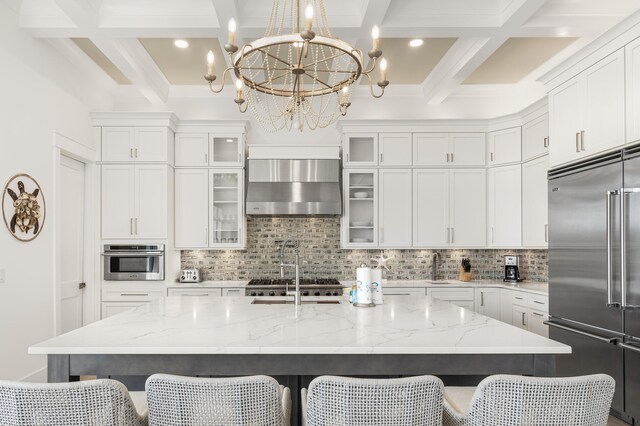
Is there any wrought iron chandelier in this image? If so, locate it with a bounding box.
[204,0,389,132]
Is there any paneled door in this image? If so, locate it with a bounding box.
[59,155,85,334]
[379,169,412,247]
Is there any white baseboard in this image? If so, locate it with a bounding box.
[18,366,47,383]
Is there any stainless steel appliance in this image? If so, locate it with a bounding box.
[245,278,343,297]
[503,255,523,282]
[246,159,341,215]
[548,147,640,423]
[103,244,165,281]
[179,268,201,283]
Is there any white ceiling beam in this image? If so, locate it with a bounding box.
[52,0,169,105]
[421,0,549,104]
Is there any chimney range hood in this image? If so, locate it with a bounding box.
[246,159,341,215]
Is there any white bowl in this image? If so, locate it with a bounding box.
[351,238,372,243]
[353,192,370,198]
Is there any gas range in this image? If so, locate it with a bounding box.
[245,278,343,297]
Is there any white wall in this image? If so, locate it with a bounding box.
[0,3,95,381]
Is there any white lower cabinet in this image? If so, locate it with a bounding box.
[223,288,244,297]
[474,288,501,320]
[102,302,149,318]
[384,287,426,297]
[528,311,549,337]
[500,289,514,322]
[502,290,549,336]
[512,304,529,330]
[427,288,475,309]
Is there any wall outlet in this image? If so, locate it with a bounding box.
[0,268,5,284]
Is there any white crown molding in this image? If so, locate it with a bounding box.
[90,111,179,130]
[176,119,251,134]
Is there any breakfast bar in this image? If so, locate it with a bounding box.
[29,295,570,424]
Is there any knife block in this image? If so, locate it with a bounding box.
[458,268,473,282]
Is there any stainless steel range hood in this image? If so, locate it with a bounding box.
[246,159,341,215]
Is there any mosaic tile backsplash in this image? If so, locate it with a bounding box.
[181,217,548,282]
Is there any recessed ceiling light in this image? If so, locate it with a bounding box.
[174,39,189,49]
[409,39,424,48]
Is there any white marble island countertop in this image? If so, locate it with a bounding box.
[340,279,549,295]
[30,295,568,356]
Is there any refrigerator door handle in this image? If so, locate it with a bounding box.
[545,321,619,344]
[607,190,620,308]
[619,342,640,353]
[621,187,640,309]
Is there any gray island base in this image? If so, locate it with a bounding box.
[31,296,570,425]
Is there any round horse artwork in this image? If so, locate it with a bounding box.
[2,174,45,242]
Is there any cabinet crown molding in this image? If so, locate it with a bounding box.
[91,112,179,130]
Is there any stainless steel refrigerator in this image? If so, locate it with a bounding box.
[548,146,640,423]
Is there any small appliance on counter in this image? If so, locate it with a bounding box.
[503,255,523,283]
[180,268,201,283]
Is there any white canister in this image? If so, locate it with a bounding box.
[371,268,383,305]
[356,266,373,305]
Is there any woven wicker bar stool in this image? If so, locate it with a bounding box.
[145,374,291,426]
[301,375,444,426]
[442,374,615,426]
[0,378,148,426]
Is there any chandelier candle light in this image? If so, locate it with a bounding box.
[204,0,389,132]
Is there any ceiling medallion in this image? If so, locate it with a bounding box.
[204,0,389,132]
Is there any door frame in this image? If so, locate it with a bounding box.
[52,131,99,335]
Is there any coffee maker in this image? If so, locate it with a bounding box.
[503,255,523,282]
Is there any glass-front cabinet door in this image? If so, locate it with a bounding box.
[343,133,378,167]
[210,134,244,167]
[210,170,244,248]
[342,169,378,248]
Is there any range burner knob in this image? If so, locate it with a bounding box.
[314,291,320,296]
[250,292,257,296]
[269,291,275,296]
[325,291,332,296]
[332,291,340,296]
[258,292,264,296]
[303,291,309,296]
[280,291,287,296]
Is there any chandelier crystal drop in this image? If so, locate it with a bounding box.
[204,0,389,132]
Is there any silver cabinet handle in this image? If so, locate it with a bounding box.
[543,137,549,148]
[380,152,383,163]
[346,153,349,162]
[450,153,454,162]
[522,312,526,326]
[545,224,548,243]
[514,296,524,301]
[238,152,242,163]
[545,321,619,344]
[575,133,580,152]
[451,227,454,244]
[130,148,134,158]
[380,227,384,244]
[135,148,138,158]
[490,152,494,162]
[580,130,585,151]
[130,218,134,235]
[533,300,545,305]
[620,342,640,353]
[205,153,208,164]
[182,294,210,297]
[480,292,484,307]
[446,153,450,163]
[122,293,149,297]
[490,227,494,243]
[532,312,544,317]
[135,218,138,235]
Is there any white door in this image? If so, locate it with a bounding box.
[175,133,209,166]
[450,169,486,247]
[500,289,514,323]
[522,114,549,160]
[450,133,485,166]
[379,133,412,166]
[528,310,549,337]
[475,288,501,320]
[412,133,449,166]
[102,164,135,239]
[379,169,412,247]
[583,49,625,155]
[626,37,640,144]
[512,304,528,330]
[134,127,168,162]
[175,169,209,248]
[487,128,522,165]
[59,156,85,333]
[101,127,134,162]
[135,165,167,239]
[210,134,244,167]
[488,164,522,247]
[548,78,582,167]
[522,156,549,247]
[413,169,449,246]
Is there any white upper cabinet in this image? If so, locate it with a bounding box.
[522,114,549,160]
[627,37,640,144]
[522,156,549,248]
[210,170,244,248]
[413,169,449,246]
[102,164,168,239]
[343,133,379,167]
[412,168,485,247]
[379,169,412,247]
[175,133,209,167]
[102,127,170,163]
[175,169,209,248]
[210,134,244,166]
[413,133,449,166]
[487,127,522,165]
[413,133,484,166]
[450,169,486,247]
[343,169,378,248]
[379,133,412,166]
[450,133,485,166]
[549,49,625,167]
[487,164,522,247]
[175,133,244,167]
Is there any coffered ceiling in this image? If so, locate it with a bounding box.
[8,0,640,108]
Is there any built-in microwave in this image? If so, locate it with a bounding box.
[103,244,165,281]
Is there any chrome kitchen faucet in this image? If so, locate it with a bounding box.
[279,239,301,305]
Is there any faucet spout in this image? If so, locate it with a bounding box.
[278,239,302,305]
